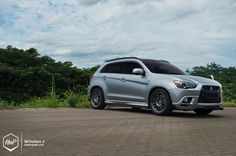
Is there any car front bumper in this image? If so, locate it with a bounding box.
[169,83,223,110]
[172,96,223,110]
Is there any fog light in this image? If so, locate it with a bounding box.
[183,97,192,103]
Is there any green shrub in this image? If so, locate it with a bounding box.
[21,91,60,108]
[64,90,80,107]
[223,100,236,107]
[0,100,16,109]
[46,91,59,107]
[77,94,90,108]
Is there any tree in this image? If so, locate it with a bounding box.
[189,63,236,102]
[0,46,97,103]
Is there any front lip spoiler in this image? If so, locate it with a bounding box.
[198,105,223,110]
[172,102,224,110]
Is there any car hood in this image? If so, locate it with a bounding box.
[171,75,220,86]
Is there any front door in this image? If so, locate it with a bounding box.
[118,61,148,104]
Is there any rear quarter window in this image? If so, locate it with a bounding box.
[100,63,122,73]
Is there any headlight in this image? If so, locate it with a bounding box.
[173,80,197,89]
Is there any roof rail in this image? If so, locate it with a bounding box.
[105,57,141,62]
[159,60,170,63]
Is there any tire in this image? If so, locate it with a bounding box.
[90,87,106,109]
[194,109,212,115]
[149,88,172,116]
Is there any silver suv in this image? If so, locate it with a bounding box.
[88,57,223,115]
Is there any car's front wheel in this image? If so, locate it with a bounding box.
[149,88,172,116]
[194,109,212,115]
[90,87,106,109]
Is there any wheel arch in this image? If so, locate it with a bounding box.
[90,85,103,95]
[147,87,172,108]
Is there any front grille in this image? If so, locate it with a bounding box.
[198,86,221,103]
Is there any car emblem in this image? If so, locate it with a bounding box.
[210,86,213,91]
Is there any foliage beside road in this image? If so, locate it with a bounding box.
[0,91,90,109]
[0,46,97,104]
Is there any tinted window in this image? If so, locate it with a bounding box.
[100,61,142,74]
[142,59,185,75]
[100,63,123,73]
[122,62,143,74]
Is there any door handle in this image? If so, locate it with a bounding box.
[103,76,106,80]
[121,78,125,82]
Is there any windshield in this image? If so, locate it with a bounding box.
[142,59,186,75]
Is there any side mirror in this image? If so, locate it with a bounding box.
[132,68,145,76]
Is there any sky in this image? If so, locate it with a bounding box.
[0,0,236,70]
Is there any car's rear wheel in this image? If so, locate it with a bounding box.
[194,109,212,115]
[90,87,106,109]
[149,88,172,116]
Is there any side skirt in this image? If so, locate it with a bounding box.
[105,99,148,108]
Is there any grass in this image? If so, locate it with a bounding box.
[19,93,90,108]
[223,101,236,107]
[0,91,90,109]
[13,80,91,109]
[0,101,17,109]
[63,90,90,108]
[0,93,235,109]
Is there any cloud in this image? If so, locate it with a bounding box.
[0,0,236,69]
[78,0,107,6]
[0,0,11,10]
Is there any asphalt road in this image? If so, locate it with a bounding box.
[0,108,236,156]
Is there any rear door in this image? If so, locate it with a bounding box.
[100,62,124,100]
